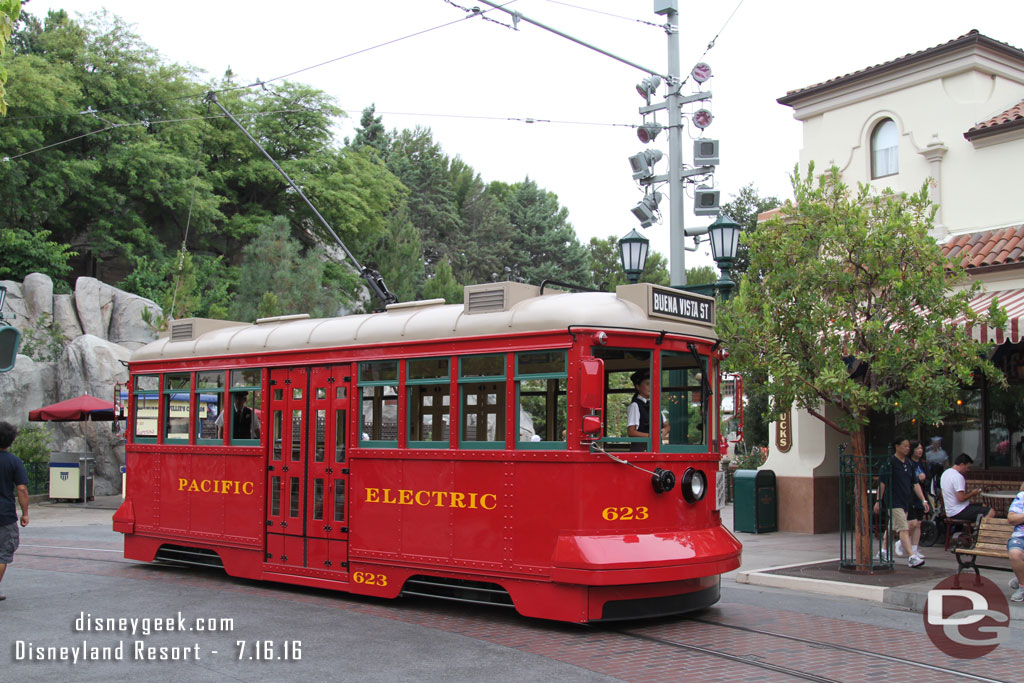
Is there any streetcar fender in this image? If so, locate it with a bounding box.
[551,526,742,572]
[112,498,135,534]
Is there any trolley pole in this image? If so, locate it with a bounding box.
[662,2,686,286]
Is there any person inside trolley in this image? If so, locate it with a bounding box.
[215,392,260,440]
[626,369,669,451]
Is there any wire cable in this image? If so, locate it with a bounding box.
[543,0,664,29]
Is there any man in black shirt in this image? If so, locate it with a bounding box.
[0,421,30,601]
[874,438,930,568]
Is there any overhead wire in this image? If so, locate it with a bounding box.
[542,0,664,29]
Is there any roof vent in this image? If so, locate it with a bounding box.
[464,282,542,314]
[170,321,194,342]
[466,288,506,314]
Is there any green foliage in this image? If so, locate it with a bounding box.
[0,0,19,115]
[10,424,50,465]
[364,202,423,305]
[230,216,344,322]
[19,312,64,362]
[422,260,462,304]
[346,104,388,157]
[721,183,781,278]
[733,445,768,470]
[0,227,75,281]
[686,264,718,286]
[587,235,669,289]
[719,164,1006,438]
[505,179,591,287]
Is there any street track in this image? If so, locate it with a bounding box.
[17,542,1017,683]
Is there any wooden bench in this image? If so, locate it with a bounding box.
[952,517,1015,588]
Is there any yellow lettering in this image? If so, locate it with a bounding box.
[365,488,380,503]
[178,478,188,491]
[433,491,447,507]
[200,480,211,493]
[383,488,397,504]
[450,492,466,508]
[242,482,254,495]
[415,491,430,506]
[233,481,242,495]
[398,489,413,505]
[480,494,497,510]
[188,481,200,493]
[467,492,478,509]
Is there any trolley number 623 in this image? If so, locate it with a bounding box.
[352,571,388,586]
[602,506,649,521]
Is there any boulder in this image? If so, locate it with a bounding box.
[109,290,161,350]
[0,280,28,334]
[53,294,84,341]
[22,273,54,322]
[73,277,117,339]
[0,355,58,425]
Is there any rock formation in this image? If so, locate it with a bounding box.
[0,274,161,496]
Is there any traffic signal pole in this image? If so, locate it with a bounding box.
[662,3,686,286]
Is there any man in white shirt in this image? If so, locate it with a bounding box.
[626,370,669,451]
[940,453,994,522]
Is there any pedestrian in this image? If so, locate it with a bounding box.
[940,453,995,524]
[0,421,30,601]
[874,438,929,568]
[1007,482,1024,602]
[902,440,928,558]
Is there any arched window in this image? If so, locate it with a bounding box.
[870,119,898,178]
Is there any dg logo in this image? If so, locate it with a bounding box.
[924,575,1011,659]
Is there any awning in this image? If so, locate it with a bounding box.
[961,288,1024,344]
[29,395,116,422]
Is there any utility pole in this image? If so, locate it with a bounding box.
[661,1,685,286]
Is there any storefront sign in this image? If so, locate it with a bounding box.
[776,410,792,452]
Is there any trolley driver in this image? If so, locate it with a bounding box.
[215,393,260,440]
[626,370,670,451]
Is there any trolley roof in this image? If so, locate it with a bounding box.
[131,282,717,363]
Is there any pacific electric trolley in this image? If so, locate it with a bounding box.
[114,282,742,623]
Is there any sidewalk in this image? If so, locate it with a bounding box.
[721,504,1024,617]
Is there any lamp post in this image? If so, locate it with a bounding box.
[706,213,742,299]
[618,229,650,285]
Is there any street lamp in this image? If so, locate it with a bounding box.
[618,229,650,284]
[706,213,742,298]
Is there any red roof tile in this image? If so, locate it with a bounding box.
[779,30,1024,106]
[965,100,1024,141]
[943,225,1024,269]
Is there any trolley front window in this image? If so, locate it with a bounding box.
[661,350,708,451]
[592,348,651,451]
[133,375,159,443]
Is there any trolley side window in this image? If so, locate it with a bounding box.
[359,360,398,445]
[223,369,262,445]
[516,350,567,448]
[162,373,192,443]
[661,350,707,450]
[408,357,451,448]
[459,354,506,448]
[591,348,651,451]
[133,374,160,443]
[196,371,225,444]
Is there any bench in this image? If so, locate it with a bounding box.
[952,516,1015,588]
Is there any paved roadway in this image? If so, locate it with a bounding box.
[3,502,1023,682]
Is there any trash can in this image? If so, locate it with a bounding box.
[733,469,777,533]
[48,452,95,502]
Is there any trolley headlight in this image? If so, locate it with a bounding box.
[681,468,707,504]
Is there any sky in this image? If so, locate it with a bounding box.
[16,0,1024,278]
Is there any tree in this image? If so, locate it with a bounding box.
[718,165,1005,567]
[0,0,18,115]
[721,183,781,277]
[0,227,75,281]
[685,264,717,286]
[422,260,462,304]
[345,103,388,157]
[505,179,591,287]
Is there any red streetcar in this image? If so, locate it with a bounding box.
[113,281,741,622]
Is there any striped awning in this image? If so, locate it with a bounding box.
[961,288,1024,344]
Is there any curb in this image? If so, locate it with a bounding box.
[736,559,887,603]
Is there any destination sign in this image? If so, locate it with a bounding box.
[648,286,714,325]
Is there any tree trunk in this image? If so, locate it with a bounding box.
[851,427,872,568]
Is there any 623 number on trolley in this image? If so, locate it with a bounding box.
[602,506,649,521]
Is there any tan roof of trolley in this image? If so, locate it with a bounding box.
[132,282,717,362]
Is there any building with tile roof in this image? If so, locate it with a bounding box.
[758,31,1024,533]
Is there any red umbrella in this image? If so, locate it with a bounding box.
[29,395,116,422]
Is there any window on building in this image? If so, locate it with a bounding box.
[133,375,159,443]
[360,360,399,444]
[870,118,898,178]
[516,350,567,446]
[459,354,506,447]
[408,357,451,447]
